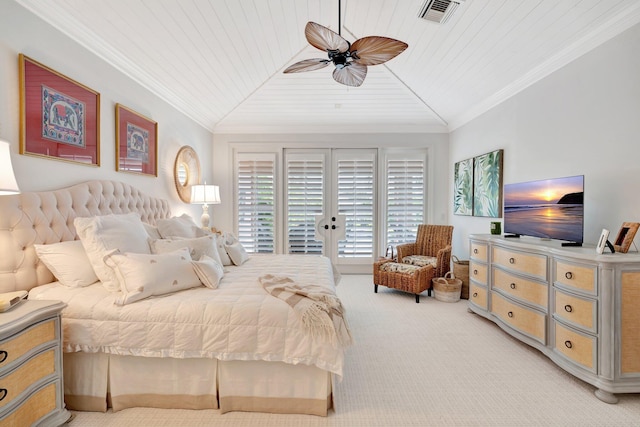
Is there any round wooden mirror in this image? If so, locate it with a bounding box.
[173,146,201,203]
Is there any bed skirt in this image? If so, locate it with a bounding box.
[63,353,333,416]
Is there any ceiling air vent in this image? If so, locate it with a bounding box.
[418,0,465,24]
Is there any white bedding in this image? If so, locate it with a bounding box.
[29,254,348,377]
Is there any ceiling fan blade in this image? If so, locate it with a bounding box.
[283,58,330,73]
[332,63,367,87]
[350,36,408,66]
[305,22,350,53]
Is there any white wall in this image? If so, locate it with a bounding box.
[0,1,213,219]
[211,132,450,242]
[449,22,640,258]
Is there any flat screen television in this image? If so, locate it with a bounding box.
[503,175,584,245]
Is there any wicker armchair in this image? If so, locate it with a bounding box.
[396,225,454,278]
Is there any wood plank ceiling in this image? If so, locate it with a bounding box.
[15,0,640,134]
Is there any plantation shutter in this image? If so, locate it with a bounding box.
[337,156,375,258]
[286,153,324,254]
[236,153,276,253]
[386,155,426,247]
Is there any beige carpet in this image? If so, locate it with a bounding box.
[68,274,640,426]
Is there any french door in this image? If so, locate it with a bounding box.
[285,148,376,273]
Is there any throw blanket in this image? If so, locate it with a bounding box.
[259,274,353,348]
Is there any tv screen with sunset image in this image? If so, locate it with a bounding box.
[503,175,584,244]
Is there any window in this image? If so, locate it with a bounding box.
[385,152,426,247]
[285,153,324,254]
[337,155,375,258]
[235,153,276,253]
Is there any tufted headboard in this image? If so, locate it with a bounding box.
[0,180,171,293]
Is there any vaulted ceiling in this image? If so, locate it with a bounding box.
[15,0,640,134]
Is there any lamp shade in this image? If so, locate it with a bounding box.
[190,184,220,205]
[0,140,20,195]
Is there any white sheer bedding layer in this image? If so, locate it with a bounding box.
[29,254,348,377]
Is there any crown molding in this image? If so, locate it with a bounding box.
[448,2,640,132]
[15,0,214,132]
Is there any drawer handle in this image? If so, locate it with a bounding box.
[509,257,515,264]
[510,283,516,290]
[507,311,514,318]
[565,272,573,280]
[0,351,7,364]
[564,304,573,313]
[473,269,478,275]
[473,248,478,254]
[0,389,6,402]
[473,292,478,298]
[564,340,573,349]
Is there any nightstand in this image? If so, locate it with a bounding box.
[0,299,70,426]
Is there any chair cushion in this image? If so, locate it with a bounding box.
[379,262,422,275]
[402,255,437,268]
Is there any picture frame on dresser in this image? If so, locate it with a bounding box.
[613,222,639,253]
[19,54,100,166]
[115,103,158,176]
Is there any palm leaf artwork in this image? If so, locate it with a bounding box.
[473,150,503,217]
[453,158,473,215]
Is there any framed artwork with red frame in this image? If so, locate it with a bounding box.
[115,103,158,176]
[19,54,100,166]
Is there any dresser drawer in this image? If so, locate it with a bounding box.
[470,262,488,286]
[0,348,56,409]
[493,246,547,280]
[0,381,57,426]
[555,260,596,295]
[470,242,488,262]
[491,292,546,344]
[554,288,596,333]
[493,267,548,309]
[0,319,56,369]
[554,321,596,373]
[469,283,488,310]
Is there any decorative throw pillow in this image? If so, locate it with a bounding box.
[156,214,205,239]
[34,240,99,287]
[105,247,202,305]
[216,234,233,266]
[143,222,162,240]
[225,241,249,265]
[150,234,223,264]
[191,254,225,289]
[74,213,151,292]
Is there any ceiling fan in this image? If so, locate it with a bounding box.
[283,8,408,87]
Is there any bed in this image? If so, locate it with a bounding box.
[0,180,350,416]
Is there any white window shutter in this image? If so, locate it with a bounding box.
[236,153,276,253]
[386,157,425,246]
[286,155,324,254]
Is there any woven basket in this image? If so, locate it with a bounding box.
[452,255,470,299]
[432,272,462,303]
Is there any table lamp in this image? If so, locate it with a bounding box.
[0,140,20,195]
[190,183,220,228]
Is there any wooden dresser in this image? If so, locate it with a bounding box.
[0,300,70,426]
[468,234,640,403]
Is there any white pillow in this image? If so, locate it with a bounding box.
[191,255,225,289]
[74,213,151,292]
[225,241,249,265]
[105,247,202,305]
[34,240,99,287]
[156,214,205,239]
[215,235,232,265]
[143,223,162,240]
[150,235,223,264]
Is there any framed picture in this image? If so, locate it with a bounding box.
[19,54,100,166]
[115,103,157,176]
[473,149,503,218]
[613,222,639,253]
[453,157,473,216]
